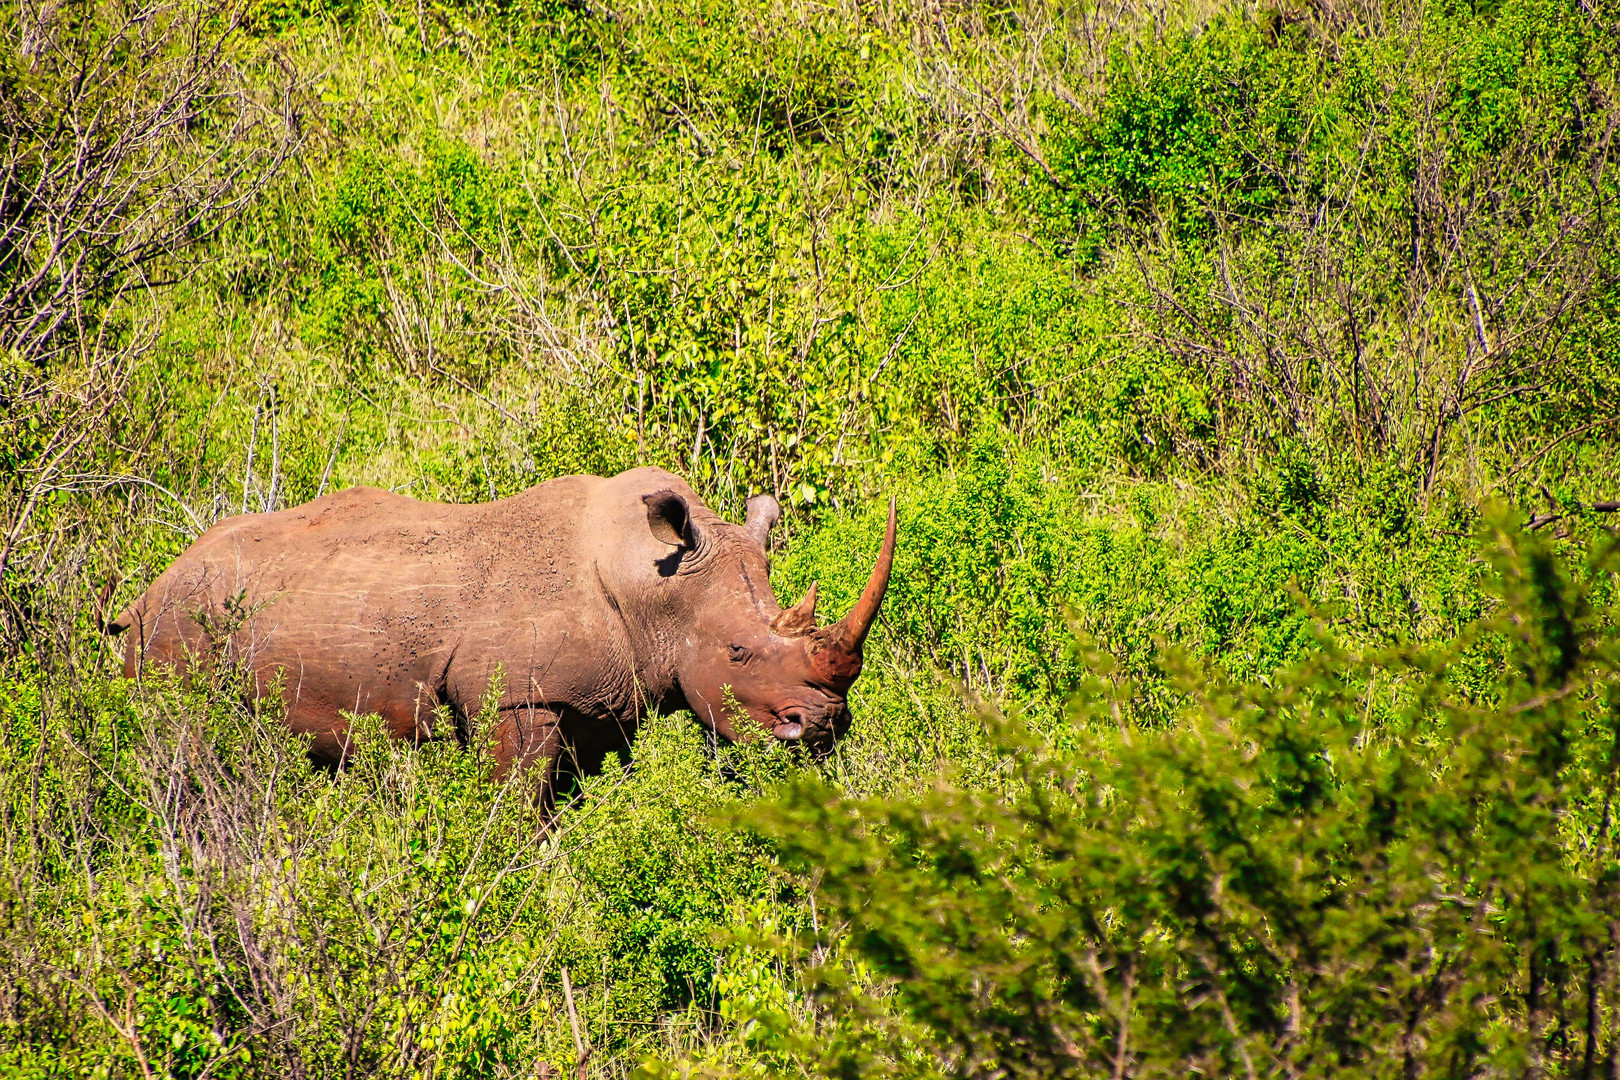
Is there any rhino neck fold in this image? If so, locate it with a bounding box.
[592,559,679,720]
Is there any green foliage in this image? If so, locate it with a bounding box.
[0,665,792,1075]
[1047,17,1301,239]
[744,526,1620,1078]
[568,716,789,1011]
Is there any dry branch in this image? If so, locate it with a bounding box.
[1,0,302,367]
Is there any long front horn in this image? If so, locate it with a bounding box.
[814,496,897,680]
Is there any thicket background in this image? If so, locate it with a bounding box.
[3,0,1619,1073]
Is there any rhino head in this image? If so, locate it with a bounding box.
[633,485,897,752]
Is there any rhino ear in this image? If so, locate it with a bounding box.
[643,490,695,548]
[744,494,780,550]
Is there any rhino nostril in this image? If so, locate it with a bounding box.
[774,708,810,741]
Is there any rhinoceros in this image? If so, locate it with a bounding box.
[109,466,895,802]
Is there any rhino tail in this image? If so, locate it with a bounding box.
[100,575,136,635]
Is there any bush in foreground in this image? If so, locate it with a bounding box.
[712,522,1620,1078]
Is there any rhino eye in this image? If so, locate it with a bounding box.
[728,644,751,664]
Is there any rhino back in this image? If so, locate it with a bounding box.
[118,477,634,723]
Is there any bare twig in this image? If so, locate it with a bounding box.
[561,966,592,1079]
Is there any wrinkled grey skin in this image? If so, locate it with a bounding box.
[110,466,896,807]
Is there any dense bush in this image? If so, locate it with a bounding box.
[740,525,1620,1078]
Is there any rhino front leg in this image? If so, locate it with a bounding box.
[490,703,570,821]
[492,703,563,778]
[491,704,637,821]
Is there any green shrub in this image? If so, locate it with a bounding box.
[738,524,1620,1078]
